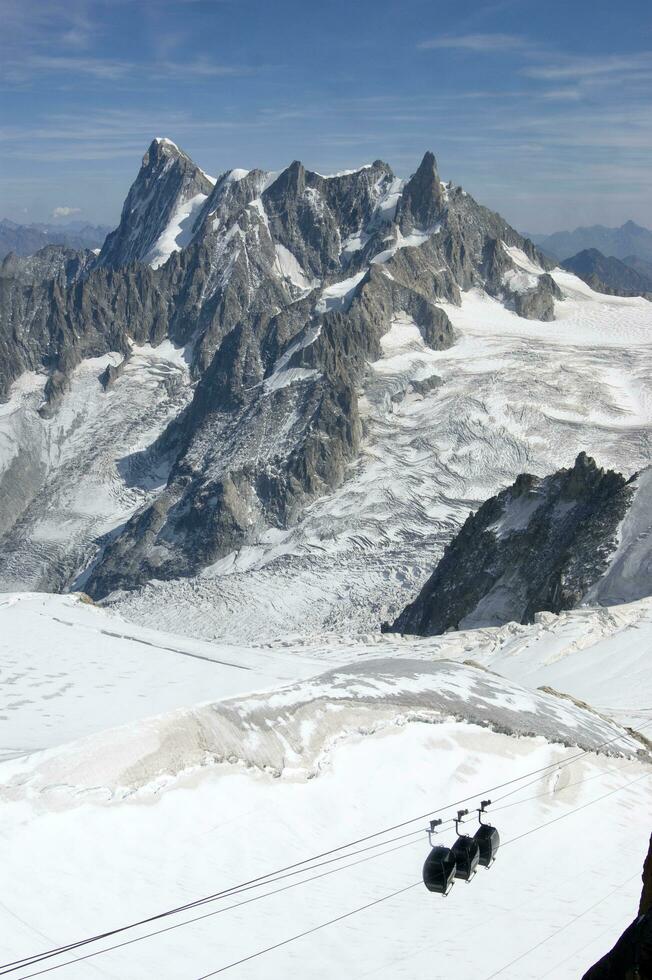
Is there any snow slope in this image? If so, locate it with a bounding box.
[143,192,208,269]
[0,593,328,759]
[0,651,649,979]
[1,585,651,980]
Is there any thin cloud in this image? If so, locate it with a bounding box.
[2,54,260,84]
[4,55,132,81]
[523,52,652,81]
[52,206,82,218]
[418,33,533,53]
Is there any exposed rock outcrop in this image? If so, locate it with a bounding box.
[97,138,214,269]
[582,833,652,979]
[387,453,637,636]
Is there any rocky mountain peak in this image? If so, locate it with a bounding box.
[268,160,307,197]
[97,138,214,270]
[387,454,636,636]
[397,150,444,231]
[148,137,186,161]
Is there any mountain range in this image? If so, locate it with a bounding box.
[0,137,562,601]
[0,218,111,260]
[561,248,652,298]
[530,219,652,263]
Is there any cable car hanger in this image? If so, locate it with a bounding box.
[474,800,500,869]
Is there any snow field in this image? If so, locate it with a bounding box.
[0,720,649,979]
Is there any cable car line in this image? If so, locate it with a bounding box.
[11,768,649,980]
[11,837,427,980]
[479,870,641,980]
[496,769,650,850]
[3,722,649,976]
[0,828,435,977]
[192,774,652,980]
[193,882,423,980]
[10,765,644,977]
[491,759,643,812]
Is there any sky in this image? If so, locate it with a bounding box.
[1,0,651,234]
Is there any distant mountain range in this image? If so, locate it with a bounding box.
[528,220,652,263]
[0,219,111,260]
[561,248,652,298]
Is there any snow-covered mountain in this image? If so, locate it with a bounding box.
[0,140,564,601]
[97,137,216,269]
[1,138,652,979]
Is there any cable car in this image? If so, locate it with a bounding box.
[422,845,457,896]
[474,800,500,867]
[422,818,456,895]
[451,810,480,881]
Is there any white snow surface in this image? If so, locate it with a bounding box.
[0,341,193,593]
[370,226,439,265]
[273,242,319,292]
[143,191,208,268]
[315,270,368,313]
[0,588,650,978]
[316,164,373,178]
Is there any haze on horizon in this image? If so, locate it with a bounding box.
[1,0,651,235]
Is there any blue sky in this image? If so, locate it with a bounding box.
[1,0,651,232]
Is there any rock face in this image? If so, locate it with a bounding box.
[0,142,558,597]
[387,453,637,636]
[582,833,652,979]
[562,248,652,298]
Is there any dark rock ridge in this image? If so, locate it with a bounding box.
[562,248,652,299]
[0,140,557,596]
[387,453,636,636]
[582,832,652,979]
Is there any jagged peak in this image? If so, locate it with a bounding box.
[142,137,193,170]
[396,151,444,232]
[96,138,213,269]
[264,160,307,198]
[415,150,439,179]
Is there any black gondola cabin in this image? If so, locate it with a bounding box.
[422,845,456,895]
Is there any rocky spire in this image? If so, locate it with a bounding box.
[397,151,444,232]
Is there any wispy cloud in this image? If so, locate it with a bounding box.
[2,53,258,85]
[418,33,532,53]
[5,55,132,81]
[1,0,99,53]
[523,52,652,81]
